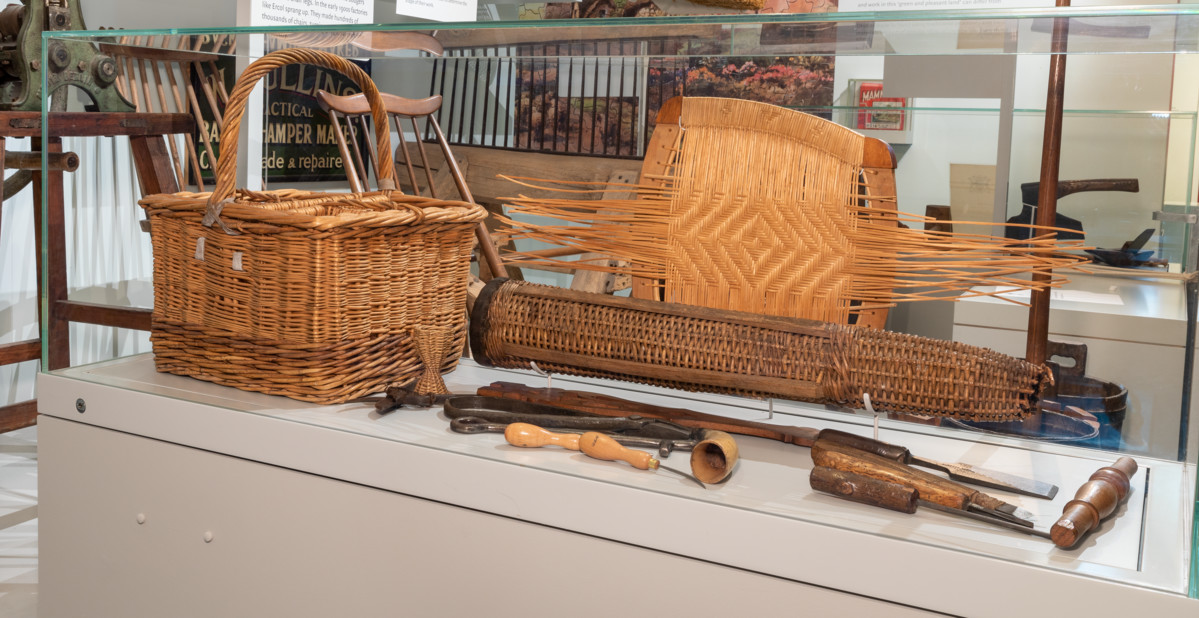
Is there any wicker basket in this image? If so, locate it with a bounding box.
[140,49,486,403]
[471,279,1051,421]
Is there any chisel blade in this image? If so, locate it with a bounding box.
[658,464,708,489]
[913,456,1059,500]
[975,502,1037,528]
[925,501,1052,540]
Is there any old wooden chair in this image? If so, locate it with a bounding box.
[107,34,234,192]
[500,96,900,328]
[313,32,507,278]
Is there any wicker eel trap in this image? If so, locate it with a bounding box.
[471,279,1051,421]
[140,49,486,403]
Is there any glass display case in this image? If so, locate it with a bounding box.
[34,5,1199,609]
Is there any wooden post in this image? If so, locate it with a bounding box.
[1026,0,1071,365]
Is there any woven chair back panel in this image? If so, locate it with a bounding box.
[659,98,867,323]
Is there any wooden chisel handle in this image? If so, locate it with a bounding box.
[817,429,910,463]
[810,466,918,514]
[504,423,659,470]
[1051,457,1137,549]
[811,438,974,511]
[505,423,580,450]
[579,432,659,470]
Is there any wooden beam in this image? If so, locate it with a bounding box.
[130,135,181,195]
[57,301,152,331]
[441,145,642,206]
[0,401,37,433]
[0,340,39,366]
[98,43,228,65]
[4,112,193,138]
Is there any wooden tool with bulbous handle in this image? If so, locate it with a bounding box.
[503,423,706,487]
[1051,457,1138,549]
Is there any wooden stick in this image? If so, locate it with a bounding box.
[163,56,206,191]
[193,61,225,126]
[143,50,186,187]
[1026,0,1072,365]
[185,65,218,191]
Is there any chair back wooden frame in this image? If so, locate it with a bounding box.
[316,89,473,204]
[312,32,506,278]
[106,35,235,192]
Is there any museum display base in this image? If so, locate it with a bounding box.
[37,355,1198,617]
[954,272,1199,459]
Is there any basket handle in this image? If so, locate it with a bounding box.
[202,48,396,228]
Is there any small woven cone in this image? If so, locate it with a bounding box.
[413,325,453,396]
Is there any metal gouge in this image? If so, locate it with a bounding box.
[503,422,708,489]
[478,382,1057,499]
[811,438,1036,527]
[811,466,1052,541]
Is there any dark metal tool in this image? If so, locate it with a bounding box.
[1005,178,1140,242]
[451,416,699,454]
[477,383,1058,499]
[444,396,740,484]
[811,466,1051,541]
[445,395,700,456]
[1085,228,1162,268]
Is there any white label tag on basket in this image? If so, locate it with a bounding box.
[194,237,205,260]
[232,251,244,271]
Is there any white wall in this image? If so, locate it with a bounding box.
[81,0,239,29]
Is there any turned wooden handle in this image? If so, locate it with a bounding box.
[812,439,973,511]
[810,466,919,514]
[504,423,660,470]
[1051,457,1138,549]
[504,423,581,450]
[579,432,659,470]
[690,429,739,484]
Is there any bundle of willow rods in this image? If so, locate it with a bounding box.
[471,279,1050,421]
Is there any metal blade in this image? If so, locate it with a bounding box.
[923,501,1051,540]
[913,456,1059,500]
[658,464,707,489]
[972,502,1036,528]
[449,417,696,457]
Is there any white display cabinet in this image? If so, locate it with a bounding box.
[35,6,1199,613]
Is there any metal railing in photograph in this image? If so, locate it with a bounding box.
[430,39,691,159]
